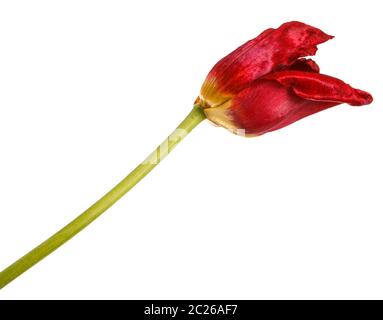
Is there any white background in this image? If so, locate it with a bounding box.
[0,0,381,299]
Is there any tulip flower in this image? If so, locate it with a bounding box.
[0,21,373,289]
[198,21,372,136]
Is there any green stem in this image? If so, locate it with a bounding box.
[0,105,206,289]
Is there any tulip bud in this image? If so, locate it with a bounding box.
[198,21,373,136]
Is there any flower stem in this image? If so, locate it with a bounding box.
[0,105,206,289]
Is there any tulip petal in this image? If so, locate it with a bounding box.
[263,71,373,106]
[229,79,334,136]
[201,21,333,106]
[228,70,372,136]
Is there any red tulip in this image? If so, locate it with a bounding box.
[0,21,374,290]
[197,21,373,136]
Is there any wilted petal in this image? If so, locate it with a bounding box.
[208,71,372,136]
[200,21,333,107]
[264,70,373,106]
